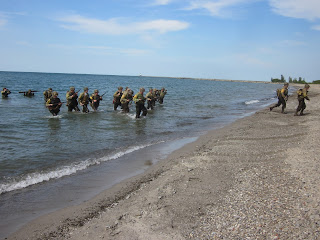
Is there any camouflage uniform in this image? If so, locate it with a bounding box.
[120,89,132,113]
[146,89,155,110]
[159,88,167,104]
[66,87,80,112]
[78,87,90,113]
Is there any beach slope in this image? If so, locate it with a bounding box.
[8,85,320,239]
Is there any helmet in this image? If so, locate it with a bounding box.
[84,87,88,91]
[53,91,58,96]
[94,89,99,93]
[70,87,75,91]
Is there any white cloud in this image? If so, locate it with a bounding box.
[269,0,320,21]
[153,0,173,5]
[184,0,257,17]
[57,15,189,35]
[311,25,320,31]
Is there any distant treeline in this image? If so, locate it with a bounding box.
[271,75,320,84]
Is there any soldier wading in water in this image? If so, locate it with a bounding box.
[78,87,90,113]
[133,88,147,118]
[66,87,80,112]
[90,89,102,111]
[46,91,63,116]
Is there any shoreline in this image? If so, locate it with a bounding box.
[7,85,320,239]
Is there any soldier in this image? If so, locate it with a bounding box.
[90,89,102,111]
[294,84,310,116]
[66,87,80,112]
[43,88,53,102]
[46,91,63,116]
[78,87,90,113]
[146,88,155,110]
[133,88,147,118]
[159,88,167,104]
[120,88,132,113]
[270,83,289,113]
[113,87,123,110]
[24,89,34,97]
[1,88,11,98]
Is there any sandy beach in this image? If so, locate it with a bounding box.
[7,84,320,240]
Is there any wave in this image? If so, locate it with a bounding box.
[0,143,155,194]
[245,99,260,105]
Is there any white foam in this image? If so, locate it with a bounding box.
[245,100,260,105]
[0,143,154,194]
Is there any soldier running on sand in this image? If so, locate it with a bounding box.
[295,84,310,116]
[270,83,289,114]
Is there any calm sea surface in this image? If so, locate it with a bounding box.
[0,71,282,237]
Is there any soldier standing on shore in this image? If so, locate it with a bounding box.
[1,88,11,98]
[43,88,53,102]
[66,87,80,112]
[113,87,123,110]
[90,89,102,111]
[46,91,63,116]
[295,84,310,116]
[78,87,90,113]
[270,83,289,114]
[133,88,147,118]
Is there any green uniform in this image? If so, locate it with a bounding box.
[1,89,11,98]
[43,89,52,102]
[159,89,167,104]
[270,87,288,113]
[113,90,123,110]
[46,97,62,116]
[78,92,90,113]
[295,88,309,116]
[90,93,102,110]
[120,91,131,113]
[66,91,80,112]
[146,91,155,110]
[133,92,147,118]
[24,90,34,97]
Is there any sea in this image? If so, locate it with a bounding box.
[0,71,284,238]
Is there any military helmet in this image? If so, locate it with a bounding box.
[53,91,58,96]
[118,86,123,90]
[84,87,88,91]
[305,84,310,88]
[70,86,75,91]
[94,89,99,93]
[48,88,52,91]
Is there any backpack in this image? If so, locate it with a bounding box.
[297,89,303,97]
[276,88,281,97]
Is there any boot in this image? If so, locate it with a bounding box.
[300,110,304,116]
[294,110,299,116]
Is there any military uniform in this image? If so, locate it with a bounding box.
[159,88,167,104]
[133,88,147,118]
[120,90,132,113]
[46,92,62,116]
[1,88,11,98]
[66,87,80,112]
[113,87,123,110]
[24,90,34,97]
[270,84,289,113]
[90,89,102,111]
[43,88,53,102]
[146,90,155,110]
[78,87,90,113]
[295,84,310,116]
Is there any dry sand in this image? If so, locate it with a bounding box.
[7,84,320,240]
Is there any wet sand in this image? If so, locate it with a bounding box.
[7,84,320,239]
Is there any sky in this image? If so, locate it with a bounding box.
[0,0,320,81]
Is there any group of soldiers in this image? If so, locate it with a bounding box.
[269,83,310,116]
[112,87,167,118]
[43,86,167,118]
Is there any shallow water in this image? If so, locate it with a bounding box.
[0,71,283,238]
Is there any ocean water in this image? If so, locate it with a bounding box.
[0,71,281,237]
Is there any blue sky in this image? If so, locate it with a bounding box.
[1,0,320,81]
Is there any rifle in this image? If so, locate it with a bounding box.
[19,90,38,93]
[100,91,108,97]
[47,102,65,109]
